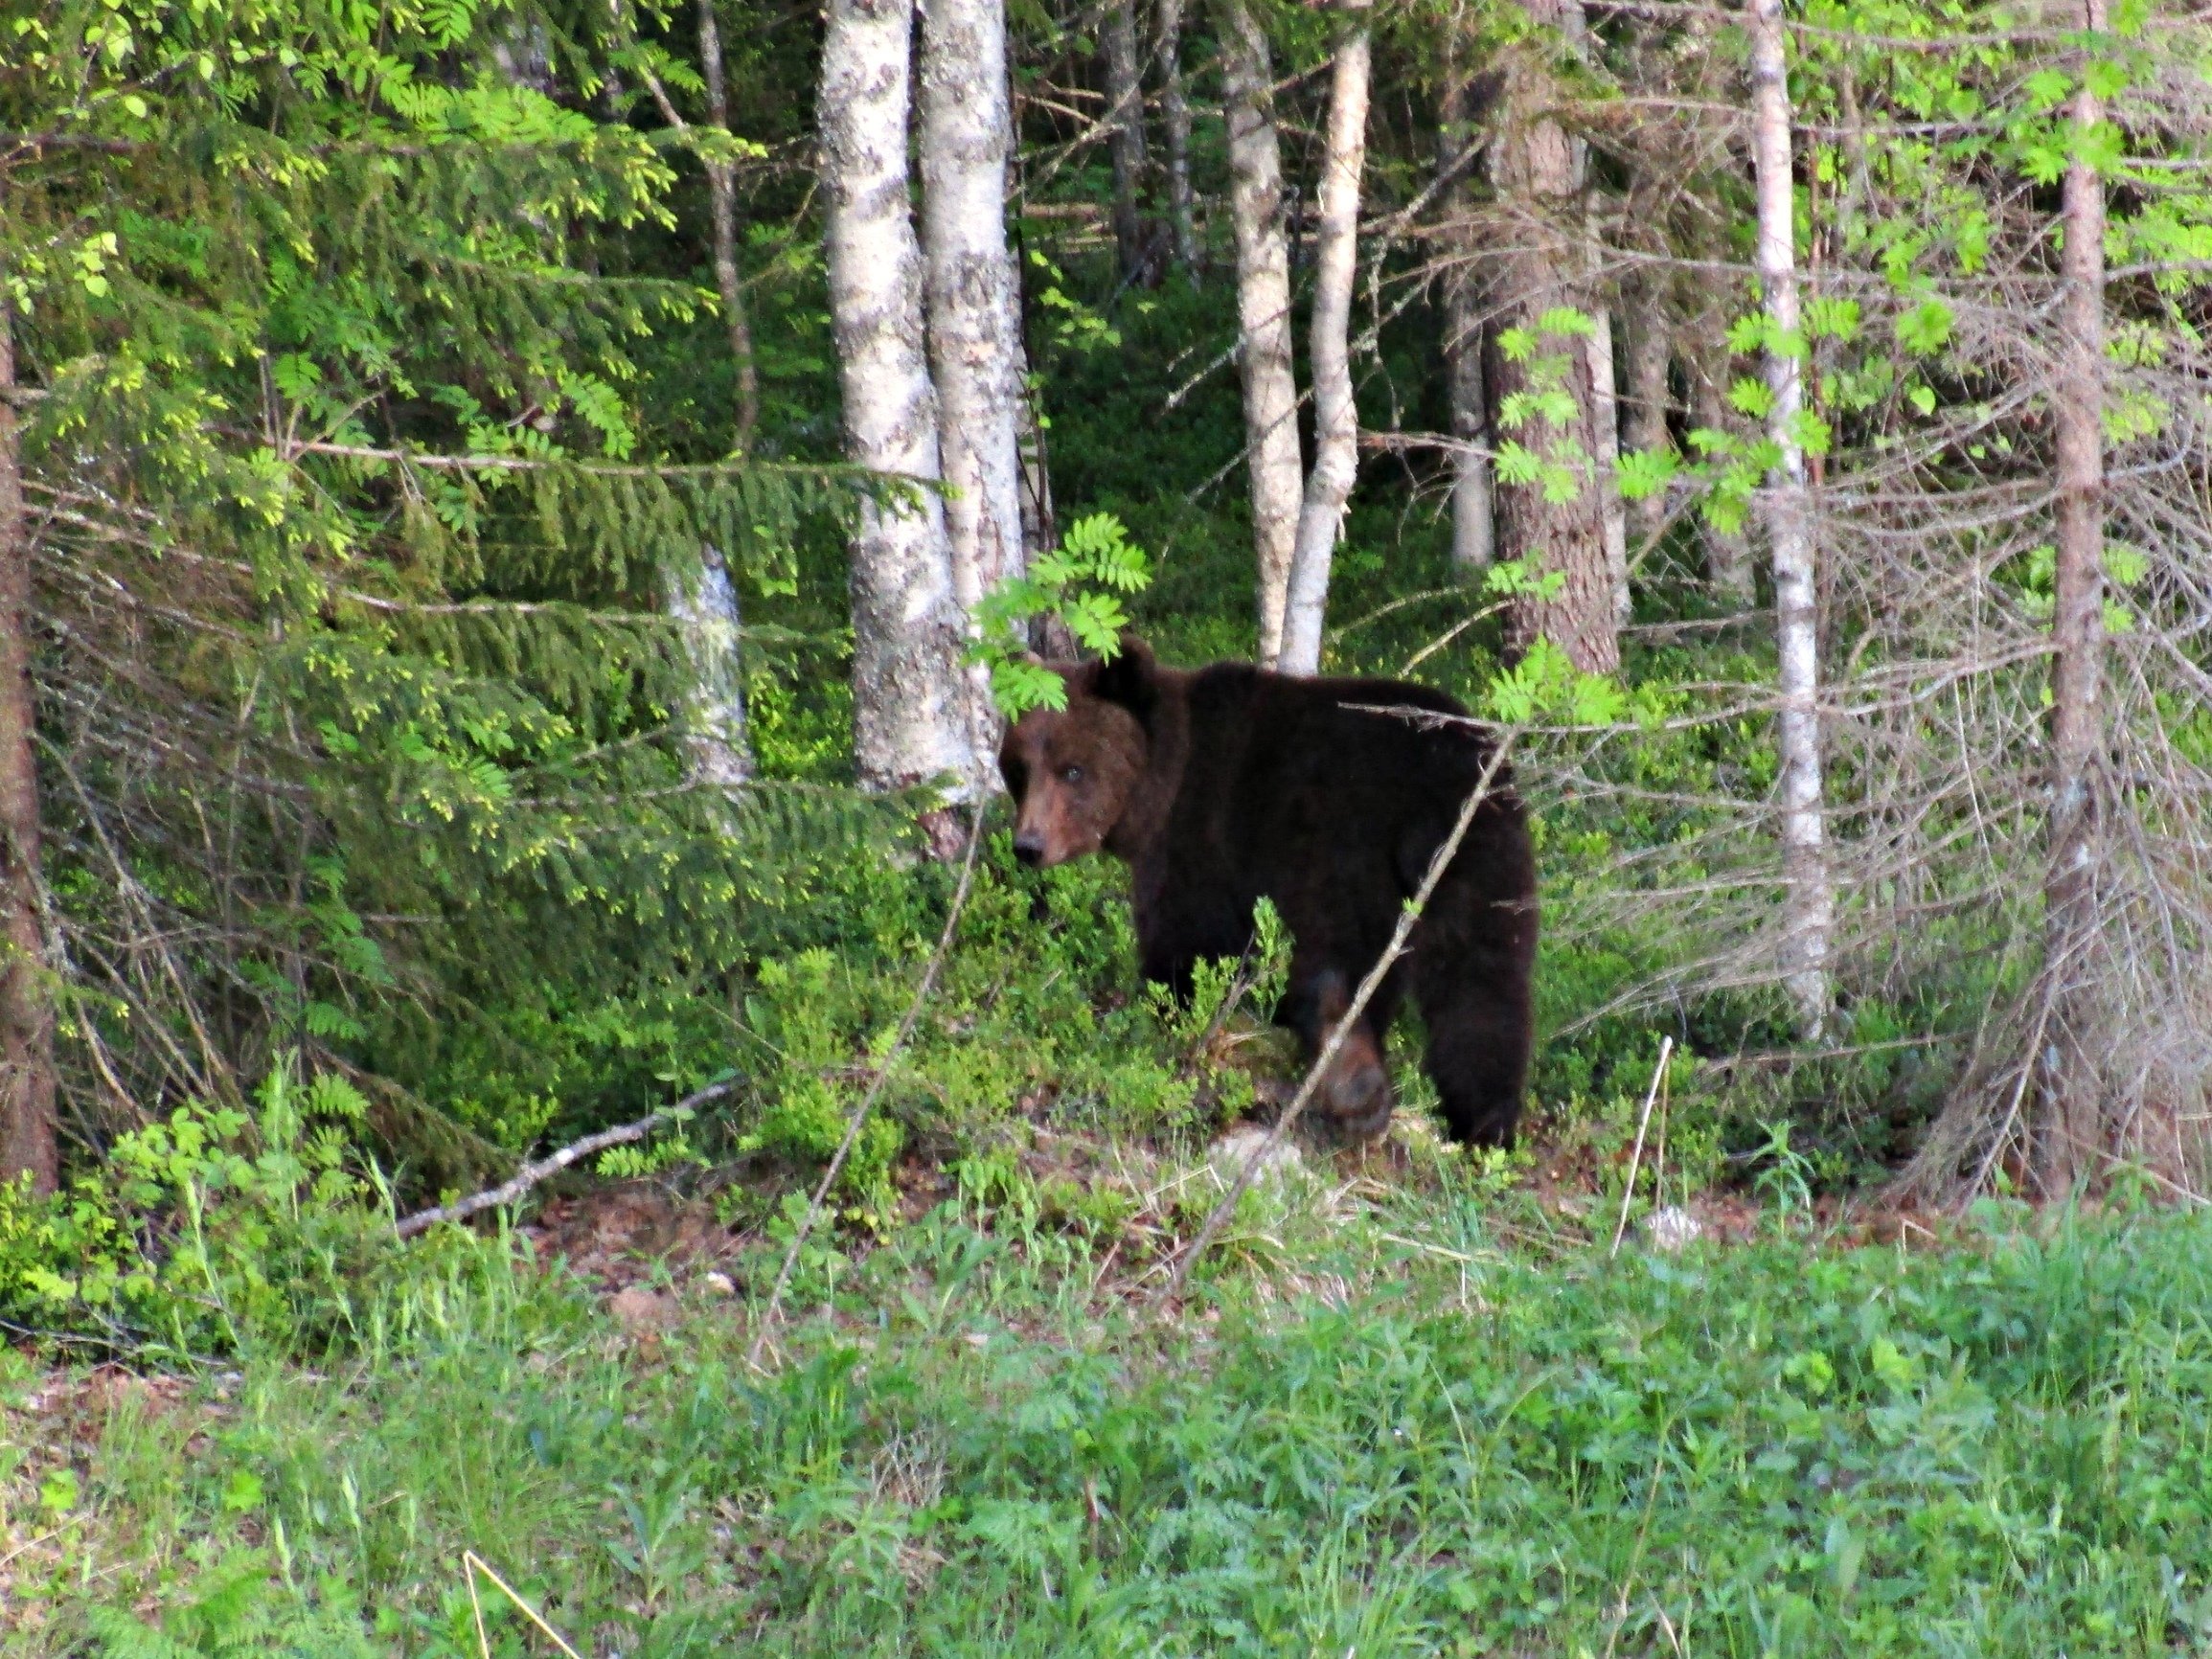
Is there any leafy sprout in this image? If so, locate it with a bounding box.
[969,513,1153,717]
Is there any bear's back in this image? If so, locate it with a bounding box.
[1153,661,1509,885]
[1180,662,1490,794]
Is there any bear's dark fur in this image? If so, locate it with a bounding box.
[999,637,1538,1147]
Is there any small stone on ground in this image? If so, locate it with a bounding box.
[1209,1126,1303,1188]
[1646,1205,1703,1253]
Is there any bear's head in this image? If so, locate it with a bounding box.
[998,636,1157,869]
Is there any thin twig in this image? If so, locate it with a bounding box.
[745,804,985,1369]
[393,1079,739,1239]
[1164,733,1516,1301]
[1610,1037,1676,1259]
[462,1552,584,1659]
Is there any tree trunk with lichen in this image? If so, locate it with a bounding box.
[0,253,56,1195]
[1750,0,1832,1040]
[2035,0,2110,1197]
[1219,0,1305,664]
[922,0,1027,773]
[663,544,753,790]
[1485,0,1618,675]
[1278,5,1372,676]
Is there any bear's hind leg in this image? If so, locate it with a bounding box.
[1411,951,1531,1148]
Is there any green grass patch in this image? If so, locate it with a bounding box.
[10,1187,2212,1656]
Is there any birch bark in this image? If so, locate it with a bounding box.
[820,0,977,795]
[921,0,1027,767]
[1749,0,1832,1039]
[663,544,753,790]
[2037,0,2109,1195]
[1586,309,1630,624]
[1219,0,1305,664]
[1279,7,1372,676]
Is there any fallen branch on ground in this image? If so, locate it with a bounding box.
[393,1079,740,1239]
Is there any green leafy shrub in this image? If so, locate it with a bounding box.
[0,1063,396,1358]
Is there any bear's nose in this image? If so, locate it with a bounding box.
[1013,830,1045,868]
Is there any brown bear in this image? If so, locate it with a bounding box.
[999,636,1538,1147]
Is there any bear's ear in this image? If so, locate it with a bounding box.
[1091,634,1157,723]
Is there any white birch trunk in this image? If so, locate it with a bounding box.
[1219,0,1306,665]
[1278,11,1373,676]
[1155,0,1201,274]
[2038,0,2109,1194]
[1749,0,1831,1039]
[1104,0,1151,280]
[921,0,1027,771]
[820,0,977,794]
[663,544,754,791]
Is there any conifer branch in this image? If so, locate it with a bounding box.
[289,440,824,481]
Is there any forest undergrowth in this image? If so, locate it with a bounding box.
[5,830,2210,1656]
[7,1125,2212,1655]
[3,261,2187,1653]
[11,0,2212,1640]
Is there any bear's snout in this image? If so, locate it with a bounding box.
[1012,830,1046,867]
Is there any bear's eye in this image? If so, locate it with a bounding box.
[1060,764,1084,784]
